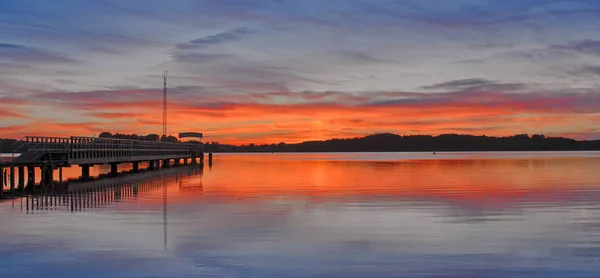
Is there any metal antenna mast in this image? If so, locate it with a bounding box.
[163,71,168,137]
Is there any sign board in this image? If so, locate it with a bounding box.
[179,132,203,139]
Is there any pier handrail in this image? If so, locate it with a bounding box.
[25,136,72,152]
[11,135,204,166]
[71,136,200,146]
[11,136,28,158]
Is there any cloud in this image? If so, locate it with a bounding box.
[421,78,526,92]
[0,43,77,64]
[423,78,495,90]
[171,53,233,63]
[177,28,256,51]
[551,40,600,56]
[568,66,600,77]
[8,84,597,143]
[0,109,26,119]
[332,51,397,64]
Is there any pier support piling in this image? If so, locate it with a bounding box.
[10,166,15,192]
[0,168,4,198]
[26,166,35,190]
[41,165,53,187]
[110,163,119,176]
[80,165,90,180]
[133,162,139,172]
[18,166,25,190]
[148,160,155,170]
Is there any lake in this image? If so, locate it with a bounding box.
[1,152,600,277]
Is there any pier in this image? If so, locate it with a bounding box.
[1,136,208,198]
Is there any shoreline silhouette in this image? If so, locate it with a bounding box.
[4,133,599,153]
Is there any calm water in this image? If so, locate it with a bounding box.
[1,152,600,277]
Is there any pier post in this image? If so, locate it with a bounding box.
[174,159,180,166]
[0,167,4,198]
[26,166,35,190]
[43,165,53,187]
[18,166,25,190]
[200,151,205,163]
[132,162,139,172]
[39,166,45,188]
[80,165,90,180]
[10,166,15,192]
[59,167,63,183]
[148,160,155,170]
[183,158,188,165]
[209,152,213,162]
[110,163,119,176]
[162,159,169,168]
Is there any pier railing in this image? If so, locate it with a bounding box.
[24,136,72,152]
[12,136,202,165]
[68,136,196,161]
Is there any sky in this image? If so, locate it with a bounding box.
[1,0,600,144]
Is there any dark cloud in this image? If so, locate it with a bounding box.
[333,51,396,64]
[171,53,233,63]
[551,40,600,56]
[568,66,600,77]
[177,28,256,50]
[0,43,77,64]
[367,89,600,114]
[423,78,493,89]
[422,78,526,92]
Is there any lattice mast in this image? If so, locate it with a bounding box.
[163,71,168,137]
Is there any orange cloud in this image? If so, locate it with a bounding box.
[2,89,600,143]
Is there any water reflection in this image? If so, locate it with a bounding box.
[1,152,600,277]
[15,165,204,213]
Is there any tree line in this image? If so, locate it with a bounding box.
[2,133,600,153]
[97,132,179,143]
[215,133,600,152]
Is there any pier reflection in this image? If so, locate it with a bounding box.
[19,164,204,213]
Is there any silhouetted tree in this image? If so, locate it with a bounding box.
[99,132,112,138]
[160,135,179,143]
[145,134,160,141]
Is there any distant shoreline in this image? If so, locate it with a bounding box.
[3,133,600,153]
[212,133,600,153]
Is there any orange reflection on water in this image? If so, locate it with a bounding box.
[152,153,600,208]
